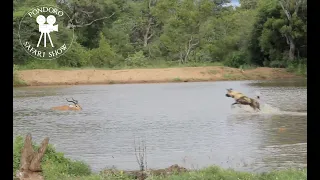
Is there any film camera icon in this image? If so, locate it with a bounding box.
[36,15,58,48]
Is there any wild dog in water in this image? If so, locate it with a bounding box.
[225,88,260,111]
[51,98,82,111]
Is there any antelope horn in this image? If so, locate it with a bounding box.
[71,97,78,104]
[66,98,77,105]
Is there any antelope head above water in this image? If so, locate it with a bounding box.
[51,97,82,111]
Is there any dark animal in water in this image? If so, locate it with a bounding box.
[225,88,260,111]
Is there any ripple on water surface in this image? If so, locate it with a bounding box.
[13,79,307,172]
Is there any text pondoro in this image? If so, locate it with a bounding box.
[27,7,64,18]
[19,5,73,60]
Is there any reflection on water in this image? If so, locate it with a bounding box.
[13,79,307,173]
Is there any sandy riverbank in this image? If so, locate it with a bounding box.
[15,66,300,87]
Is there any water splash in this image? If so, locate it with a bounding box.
[231,103,307,116]
[259,103,281,113]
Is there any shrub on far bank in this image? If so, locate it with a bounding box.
[286,58,307,76]
[13,64,26,86]
[223,51,250,68]
[13,44,307,77]
[125,51,149,67]
[16,60,60,70]
[56,42,90,68]
[88,33,123,68]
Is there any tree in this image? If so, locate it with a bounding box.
[12,0,307,69]
[278,0,306,61]
[239,0,258,9]
[248,0,306,66]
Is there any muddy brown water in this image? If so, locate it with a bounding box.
[13,79,307,173]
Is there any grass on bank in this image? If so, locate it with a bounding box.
[13,57,306,74]
[13,64,26,86]
[286,62,307,76]
[15,59,226,71]
[13,136,306,180]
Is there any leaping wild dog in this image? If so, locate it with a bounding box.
[51,98,82,111]
[225,88,260,111]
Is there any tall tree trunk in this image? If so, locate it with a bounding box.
[143,18,152,47]
[279,0,304,61]
[179,51,184,64]
[143,0,156,47]
[289,39,296,61]
[285,34,296,61]
[183,36,199,63]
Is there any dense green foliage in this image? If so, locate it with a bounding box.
[13,136,306,180]
[13,64,26,86]
[13,0,306,75]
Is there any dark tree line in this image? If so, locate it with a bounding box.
[13,0,307,74]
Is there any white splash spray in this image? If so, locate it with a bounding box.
[231,103,306,116]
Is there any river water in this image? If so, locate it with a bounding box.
[13,79,307,173]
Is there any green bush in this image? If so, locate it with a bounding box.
[125,51,149,67]
[287,58,307,76]
[148,166,307,180]
[13,14,37,65]
[224,51,249,68]
[56,42,90,68]
[269,60,287,68]
[13,65,26,86]
[13,136,24,175]
[17,60,60,70]
[89,33,122,68]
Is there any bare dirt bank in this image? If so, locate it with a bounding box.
[16,66,300,86]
